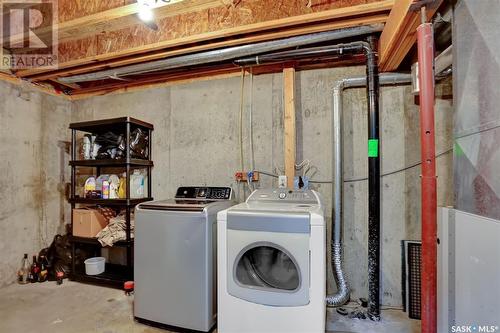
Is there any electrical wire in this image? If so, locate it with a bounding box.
[238,68,246,201]
[343,147,453,183]
[257,170,280,178]
[239,68,246,173]
[255,147,453,184]
[249,68,255,172]
[246,69,257,193]
[455,122,500,141]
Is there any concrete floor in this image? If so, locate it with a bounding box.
[0,281,420,333]
[326,307,420,333]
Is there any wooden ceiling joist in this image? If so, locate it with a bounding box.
[16,0,394,79]
[378,0,442,71]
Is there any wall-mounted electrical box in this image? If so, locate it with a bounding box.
[278,175,287,188]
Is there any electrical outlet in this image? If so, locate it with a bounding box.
[278,175,287,188]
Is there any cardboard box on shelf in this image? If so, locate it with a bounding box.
[73,208,109,238]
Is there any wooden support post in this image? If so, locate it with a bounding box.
[283,67,296,189]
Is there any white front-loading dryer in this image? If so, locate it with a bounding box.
[217,189,326,333]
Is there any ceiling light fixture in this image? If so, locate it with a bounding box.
[137,0,154,22]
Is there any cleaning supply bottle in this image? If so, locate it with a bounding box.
[118,173,127,199]
[130,170,145,198]
[108,175,120,199]
[84,177,96,198]
[102,180,110,199]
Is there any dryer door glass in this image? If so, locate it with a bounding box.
[235,245,300,291]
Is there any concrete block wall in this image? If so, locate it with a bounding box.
[72,66,453,306]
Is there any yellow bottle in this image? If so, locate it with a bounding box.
[118,176,126,198]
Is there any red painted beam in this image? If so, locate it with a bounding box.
[417,22,437,333]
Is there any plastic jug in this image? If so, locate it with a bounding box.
[130,170,145,198]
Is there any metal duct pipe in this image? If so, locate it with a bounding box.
[328,72,411,307]
[58,24,383,84]
[328,78,359,308]
[328,50,449,310]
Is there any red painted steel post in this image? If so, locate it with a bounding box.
[417,21,437,333]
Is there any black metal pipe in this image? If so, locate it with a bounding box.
[365,35,380,321]
[235,38,381,320]
[233,43,366,66]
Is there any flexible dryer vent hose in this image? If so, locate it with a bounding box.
[326,72,412,308]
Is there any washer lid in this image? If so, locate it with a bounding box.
[138,186,233,211]
[139,199,217,211]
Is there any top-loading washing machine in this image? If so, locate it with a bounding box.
[217,189,326,333]
[134,186,234,332]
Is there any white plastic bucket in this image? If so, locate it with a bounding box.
[84,257,105,275]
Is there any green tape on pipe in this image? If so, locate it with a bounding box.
[368,139,379,157]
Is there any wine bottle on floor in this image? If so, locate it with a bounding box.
[17,254,30,284]
[38,255,48,282]
[30,255,39,283]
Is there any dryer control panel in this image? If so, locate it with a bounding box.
[175,186,232,200]
[247,189,318,203]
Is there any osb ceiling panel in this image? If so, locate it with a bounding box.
[58,0,134,22]
[57,0,387,64]
[97,10,209,54]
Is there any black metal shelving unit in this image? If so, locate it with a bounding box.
[69,117,153,288]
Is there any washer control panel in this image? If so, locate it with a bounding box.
[247,189,318,203]
[175,187,232,200]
